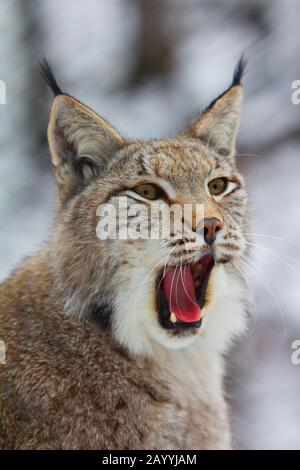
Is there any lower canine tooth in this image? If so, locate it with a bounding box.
[170,312,177,323]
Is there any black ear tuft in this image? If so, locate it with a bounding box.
[232,55,247,86]
[39,57,63,96]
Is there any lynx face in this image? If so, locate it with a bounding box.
[43,59,249,356]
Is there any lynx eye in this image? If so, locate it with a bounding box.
[208,177,228,196]
[133,183,162,200]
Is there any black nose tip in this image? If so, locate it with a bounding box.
[203,217,223,245]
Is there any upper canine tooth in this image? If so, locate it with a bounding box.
[170,312,177,323]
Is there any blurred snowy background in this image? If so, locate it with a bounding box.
[0,0,300,450]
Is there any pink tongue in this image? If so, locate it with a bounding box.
[162,265,201,323]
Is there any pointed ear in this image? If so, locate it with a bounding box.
[40,58,124,201]
[48,94,124,200]
[182,57,246,159]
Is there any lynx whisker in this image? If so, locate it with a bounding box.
[180,256,198,307]
[244,232,300,247]
[233,250,287,336]
[170,265,179,316]
[132,257,166,315]
[245,241,300,268]
[231,258,259,334]
[236,153,262,158]
[235,221,252,229]
[156,244,179,295]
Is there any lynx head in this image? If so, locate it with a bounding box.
[41,58,249,357]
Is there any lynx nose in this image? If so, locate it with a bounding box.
[203,217,223,245]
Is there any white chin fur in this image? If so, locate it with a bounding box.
[112,264,247,357]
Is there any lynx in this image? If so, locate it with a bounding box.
[0,58,250,449]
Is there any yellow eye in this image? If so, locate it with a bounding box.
[208,177,228,196]
[133,183,162,200]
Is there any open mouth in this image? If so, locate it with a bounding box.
[156,254,215,330]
